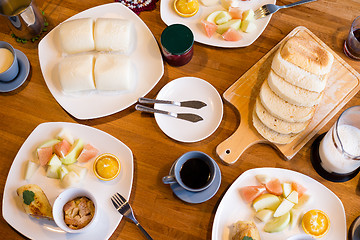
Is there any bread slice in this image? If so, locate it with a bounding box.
[280,36,334,75]
[267,70,323,107]
[252,109,298,144]
[17,184,53,219]
[271,49,327,92]
[259,80,315,122]
[255,97,309,134]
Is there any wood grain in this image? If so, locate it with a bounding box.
[1,0,360,239]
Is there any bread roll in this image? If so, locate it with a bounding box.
[280,36,334,75]
[94,54,132,91]
[58,54,95,93]
[94,18,132,53]
[255,98,309,134]
[259,80,315,123]
[59,18,95,54]
[267,70,323,107]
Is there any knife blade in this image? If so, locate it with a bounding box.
[138,97,207,109]
[135,104,203,123]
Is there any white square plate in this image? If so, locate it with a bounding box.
[39,3,164,119]
[160,0,275,48]
[2,122,134,240]
[212,168,346,239]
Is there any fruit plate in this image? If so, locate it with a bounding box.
[211,168,346,240]
[160,0,275,48]
[38,3,164,120]
[2,122,134,240]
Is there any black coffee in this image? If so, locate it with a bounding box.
[180,158,211,189]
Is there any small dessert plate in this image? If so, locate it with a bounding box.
[168,160,221,204]
[154,77,223,142]
[0,49,30,92]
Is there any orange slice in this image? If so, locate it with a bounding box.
[302,209,330,238]
[174,0,199,18]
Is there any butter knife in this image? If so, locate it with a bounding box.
[138,97,207,109]
[135,104,203,123]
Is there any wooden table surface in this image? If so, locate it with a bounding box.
[1,0,360,239]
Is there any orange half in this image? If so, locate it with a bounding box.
[302,209,330,238]
[174,0,199,18]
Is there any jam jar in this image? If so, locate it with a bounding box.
[160,24,194,66]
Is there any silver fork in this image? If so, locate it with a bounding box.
[111,193,153,240]
[254,0,317,19]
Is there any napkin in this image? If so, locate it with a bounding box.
[115,0,158,14]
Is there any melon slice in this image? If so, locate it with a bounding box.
[201,20,217,38]
[240,185,266,203]
[37,147,53,166]
[266,178,283,196]
[229,7,243,19]
[77,144,99,163]
[54,139,71,158]
[222,28,242,41]
[292,182,307,197]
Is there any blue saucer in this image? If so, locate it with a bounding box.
[169,160,221,204]
[0,49,30,92]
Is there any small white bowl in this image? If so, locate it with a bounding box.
[52,188,99,233]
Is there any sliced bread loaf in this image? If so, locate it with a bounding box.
[271,49,327,92]
[252,109,298,144]
[280,36,334,75]
[259,80,315,122]
[267,70,323,107]
[255,97,309,134]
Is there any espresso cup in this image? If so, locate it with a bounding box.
[0,41,19,82]
[162,151,216,192]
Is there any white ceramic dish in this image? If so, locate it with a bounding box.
[154,77,223,142]
[212,168,346,240]
[2,122,134,240]
[38,3,164,119]
[160,0,275,48]
[52,188,99,233]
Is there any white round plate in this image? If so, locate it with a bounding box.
[160,0,275,48]
[2,122,134,240]
[38,3,164,119]
[212,168,346,240]
[154,77,223,142]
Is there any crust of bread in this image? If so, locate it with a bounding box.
[255,97,310,134]
[280,36,334,75]
[16,184,53,219]
[271,49,327,92]
[252,109,298,145]
[267,70,323,107]
[259,80,315,122]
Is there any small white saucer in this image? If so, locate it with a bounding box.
[154,77,223,143]
[0,49,30,92]
[168,159,221,204]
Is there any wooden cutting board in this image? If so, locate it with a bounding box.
[216,26,360,165]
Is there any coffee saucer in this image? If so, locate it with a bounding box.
[168,160,221,204]
[0,49,30,92]
[349,215,360,240]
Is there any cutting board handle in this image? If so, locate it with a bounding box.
[216,121,261,165]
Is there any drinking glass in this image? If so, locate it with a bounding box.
[344,16,360,60]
